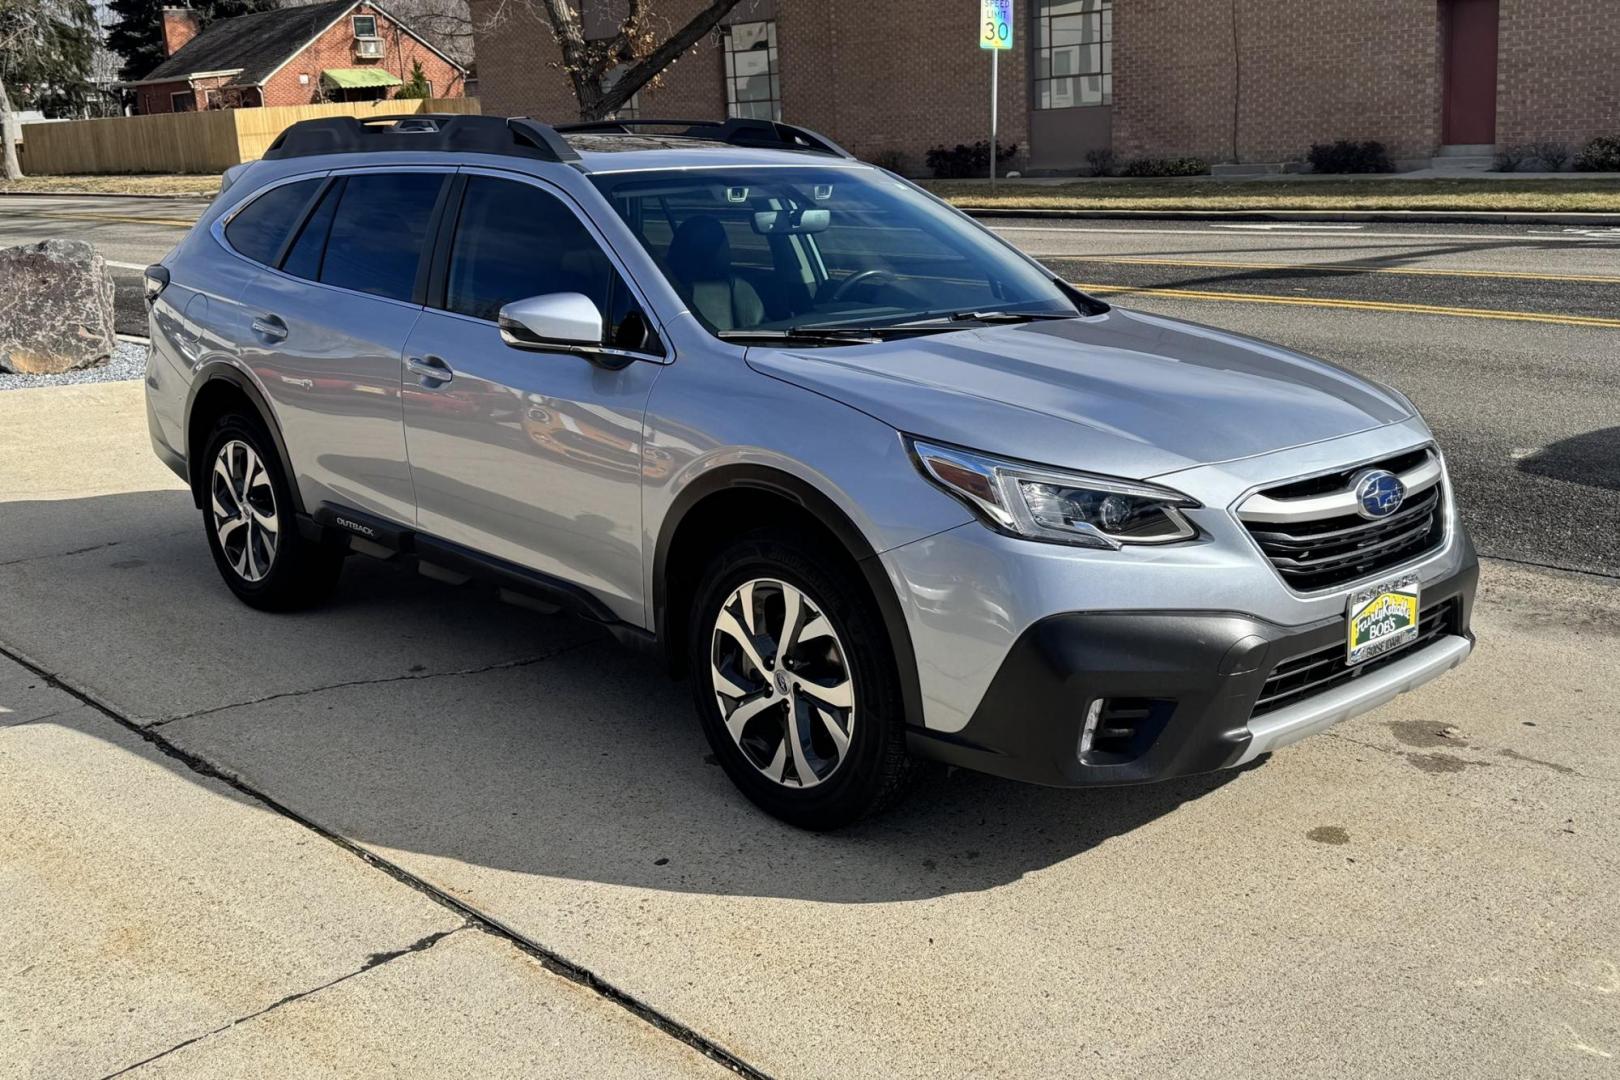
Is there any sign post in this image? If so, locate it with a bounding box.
[980,0,1012,192]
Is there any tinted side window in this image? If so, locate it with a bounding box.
[280,179,340,281]
[319,172,445,302]
[445,177,624,328]
[223,179,321,266]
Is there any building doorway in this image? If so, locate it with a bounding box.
[1441,0,1499,146]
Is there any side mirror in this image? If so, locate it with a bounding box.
[497,293,604,351]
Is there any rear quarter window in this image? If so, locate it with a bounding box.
[222,178,322,266]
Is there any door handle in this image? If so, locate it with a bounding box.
[250,314,287,343]
[406,355,454,384]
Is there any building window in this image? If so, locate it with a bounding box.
[1034,0,1112,109]
[723,21,779,122]
[597,56,641,120]
[170,90,196,112]
[352,14,378,38]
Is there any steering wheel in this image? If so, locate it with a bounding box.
[827,268,896,303]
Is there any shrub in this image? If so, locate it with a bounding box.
[1493,144,1533,172]
[1118,156,1209,178]
[394,59,432,100]
[1574,136,1620,172]
[1532,141,1570,171]
[1083,147,1118,177]
[925,141,1019,179]
[1306,139,1395,174]
[864,148,910,175]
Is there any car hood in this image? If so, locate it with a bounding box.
[745,308,1412,479]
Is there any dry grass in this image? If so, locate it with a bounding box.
[923,177,1620,213]
[0,174,220,197]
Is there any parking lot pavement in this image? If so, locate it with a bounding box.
[3,366,1617,1075]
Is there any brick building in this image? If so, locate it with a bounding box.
[469,0,1620,173]
[128,0,467,114]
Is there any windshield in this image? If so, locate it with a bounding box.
[589,166,1089,338]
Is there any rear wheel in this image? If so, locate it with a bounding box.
[688,530,914,829]
[200,413,344,611]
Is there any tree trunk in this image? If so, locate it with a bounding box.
[0,76,23,181]
[592,0,743,119]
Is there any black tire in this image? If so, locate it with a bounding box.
[687,528,915,829]
[199,411,344,611]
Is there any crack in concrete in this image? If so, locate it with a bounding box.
[99,927,467,1078]
[0,639,773,1080]
[148,638,602,727]
[0,529,191,570]
[0,541,121,567]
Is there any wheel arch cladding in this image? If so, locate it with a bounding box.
[184,368,304,514]
[654,465,926,731]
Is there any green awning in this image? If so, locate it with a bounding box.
[321,68,403,89]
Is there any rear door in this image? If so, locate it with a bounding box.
[400,170,667,625]
[233,167,451,524]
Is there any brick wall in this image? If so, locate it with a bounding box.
[1496,0,1620,150]
[469,0,1022,172]
[136,3,464,114]
[261,3,465,107]
[471,0,1616,172]
[1113,0,1441,164]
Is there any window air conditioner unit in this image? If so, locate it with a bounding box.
[355,38,384,58]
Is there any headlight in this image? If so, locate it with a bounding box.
[907,438,1199,549]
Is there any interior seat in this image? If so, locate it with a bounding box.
[665,215,765,331]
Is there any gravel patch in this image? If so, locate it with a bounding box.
[0,339,148,391]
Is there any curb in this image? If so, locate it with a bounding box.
[0,188,216,201]
[958,206,1620,227]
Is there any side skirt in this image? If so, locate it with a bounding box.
[308,503,657,653]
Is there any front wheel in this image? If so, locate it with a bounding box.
[688,530,915,829]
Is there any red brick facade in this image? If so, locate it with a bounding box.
[470,0,1620,172]
[135,3,465,115]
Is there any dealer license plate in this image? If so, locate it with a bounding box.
[1346,576,1420,666]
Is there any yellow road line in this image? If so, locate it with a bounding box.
[25,210,197,228]
[1052,254,1620,285]
[1074,282,1620,329]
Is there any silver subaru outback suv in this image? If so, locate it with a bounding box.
[145,115,1476,829]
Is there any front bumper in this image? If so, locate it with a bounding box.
[904,545,1477,787]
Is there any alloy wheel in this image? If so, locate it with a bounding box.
[710,578,856,788]
[210,439,279,583]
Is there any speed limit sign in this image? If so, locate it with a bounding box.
[980,0,1013,49]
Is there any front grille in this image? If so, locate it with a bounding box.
[1252,599,1458,717]
[1240,449,1446,591]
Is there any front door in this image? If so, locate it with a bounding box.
[401,172,665,625]
[1442,0,1499,146]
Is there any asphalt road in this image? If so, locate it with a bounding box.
[2,195,1616,581]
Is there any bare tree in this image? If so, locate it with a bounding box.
[480,0,746,120]
[2,0,96,177]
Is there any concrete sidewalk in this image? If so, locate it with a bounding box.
[3,382,1618,1078]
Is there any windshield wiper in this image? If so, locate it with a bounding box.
[716,327,886,345]
[717,324,958,345]
[893,309,1082,328]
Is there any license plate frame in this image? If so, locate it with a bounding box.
[1346,576,1421,666]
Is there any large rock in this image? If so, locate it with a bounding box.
[0,239,118,375]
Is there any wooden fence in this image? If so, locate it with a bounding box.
[18,97,481,176]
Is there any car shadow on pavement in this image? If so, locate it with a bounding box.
[1515,426,1620,492]
[0,490,1245,905]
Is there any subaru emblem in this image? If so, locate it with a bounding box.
[1352,469,1405,520]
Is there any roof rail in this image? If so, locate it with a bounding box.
[552,117,855,159]
[262,114,581,164]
